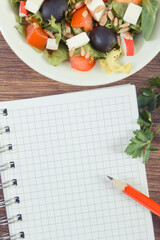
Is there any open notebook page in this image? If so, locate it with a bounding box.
[0,85,154,240]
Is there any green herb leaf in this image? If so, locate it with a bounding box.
[125,128,153,162]
[137,109,152,129]
[125,136,146,159]
[133,128,153,142]
[157,96,160,108]
[143,144,158,163]
[149,144,158,151]
[147,77,160,87]
[138,87,157,111]
[140,87,154,96]
[143,145,150,163]
[125,76,160,163]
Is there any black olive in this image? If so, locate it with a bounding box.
[90,26,117,53]
[41,0,68,22]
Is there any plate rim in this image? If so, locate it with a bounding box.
[0,1,160,86]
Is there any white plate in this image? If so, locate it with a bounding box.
[0,1,160,86]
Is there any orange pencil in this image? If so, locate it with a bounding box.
[107,176,160,217]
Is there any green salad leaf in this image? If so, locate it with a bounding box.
[11,0,23,24]
[130,18,142,35]
[74,43,106,59]
[111,1,142,35]
[142,0,159,40]
[11,0,27,34]
[48,16,62,43]
[105,18,123,33]
[72,27,83,35]
[15,25,25,35]
[29,11,46,25]
[112,2,128,19]
[44,44,69,66]
[12,0,21,2]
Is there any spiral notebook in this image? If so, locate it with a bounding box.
[0,85,155,240]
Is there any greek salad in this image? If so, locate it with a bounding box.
[11,0,159,73]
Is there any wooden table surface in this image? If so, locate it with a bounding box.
[0,32,160,239]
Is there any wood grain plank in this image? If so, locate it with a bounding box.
[0,32,160,239]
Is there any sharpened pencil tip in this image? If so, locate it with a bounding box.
[107,175,113,181]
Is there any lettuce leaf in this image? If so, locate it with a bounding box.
[44,44,69,66]
[15,25,25,35]
[99,48,131,74]
[48,16,62,44]
[74,43,106,59]
[29,11,46,25]
[11,0,23,24]
[105,18,123,33]
[112,1,128,19]
[142,0,159,40]
[130,18,142,34]
[112,1,142,35]
[11,0,27,35]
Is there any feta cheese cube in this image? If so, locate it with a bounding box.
[86,0,105,22]
[25,0,44,14]
[66,32,90,51]
[46,38,59,51]
[19,1,28,17]
[123,3,142,25]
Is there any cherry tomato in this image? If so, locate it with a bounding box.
[71,6,93,32]
[70,56,96,72]
[114,0,141,4]
[25,23,48,50]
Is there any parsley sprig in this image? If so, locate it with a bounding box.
[125,77,160,163]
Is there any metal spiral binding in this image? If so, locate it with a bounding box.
[0,108,25,239]
[0,109,8,116]
[0,232,25,240]
[0,214,22,226]
[0,162,15,172]
[0,179,17,190]
[0,197,20,208]
[0,127,10,135]
[0,144,12,153]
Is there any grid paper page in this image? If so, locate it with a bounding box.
[0,85,155,240]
